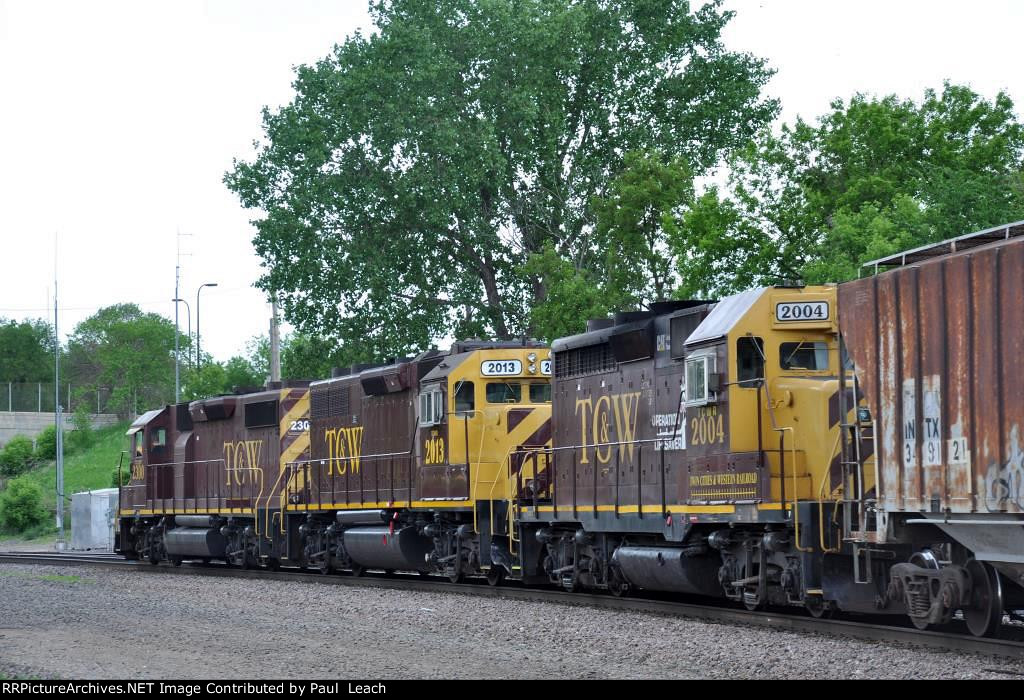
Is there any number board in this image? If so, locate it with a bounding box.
[481,359,522,376]
[775,301,829,323]
[540,359,551,375]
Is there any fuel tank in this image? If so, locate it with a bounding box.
[341,526,433,572]
[164,527,227,558]
[612,546,722,597]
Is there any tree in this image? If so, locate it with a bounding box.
[0,318,55,382]
[66,304,182,416]
[685,83,1024,291]
[282,334,346,379]
[227,0,777,357]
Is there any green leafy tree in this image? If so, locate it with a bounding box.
[66,304,183,417]
[0,318,55,382]
[281,334,346,379]
[0,435,36,477]
[183,360,229,401]
[523,242,610,342]
[0,476,47,532]
[688,83,1024,291]
[227,0,777,356]
[591,151,693,306]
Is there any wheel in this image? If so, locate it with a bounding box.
[448,568,464,584]
[351,564,365,578]
[964,559,1004,638]
[266,557,281,571]
[805,596,834,619]
[318,557,334,576]
[169,556,183,567]
[743,590,764,611]
[486,567,505,587]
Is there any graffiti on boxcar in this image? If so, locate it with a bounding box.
[223,439,264,485]
[983,425,1024,512]
[575,391,642,464]
[324,426,364,475]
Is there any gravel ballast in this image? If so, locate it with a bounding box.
[0,563,1020,680]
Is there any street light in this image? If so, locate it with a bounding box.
[196,283,218,369]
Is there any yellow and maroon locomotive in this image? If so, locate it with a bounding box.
[118,222,1024,638]
[118,340,552,583]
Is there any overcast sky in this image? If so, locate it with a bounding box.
[1,0,1022,361]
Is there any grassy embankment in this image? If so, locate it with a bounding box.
[0,422,129,541]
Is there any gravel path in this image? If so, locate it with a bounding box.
[0,563,1020,680]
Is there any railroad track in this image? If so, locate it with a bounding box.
[3,551,1024,662]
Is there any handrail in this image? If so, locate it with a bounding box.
[816,429,843,554]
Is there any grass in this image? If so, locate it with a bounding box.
[0,570,93,584]
[0,422,130,540]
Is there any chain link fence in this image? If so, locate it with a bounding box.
[0,382,170,416]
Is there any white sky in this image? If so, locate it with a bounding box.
[0,0,1021,361]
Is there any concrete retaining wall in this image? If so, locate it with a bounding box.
[0,412,121,448]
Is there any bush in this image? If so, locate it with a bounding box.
[0,435,36,477]
[34,425,58,461]
[110,462,131,488]
[68,405,95,452]
[0,476,47,532]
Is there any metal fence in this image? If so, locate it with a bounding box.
[0,382,167,415]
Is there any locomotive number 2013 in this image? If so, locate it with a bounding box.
[689,406,725,446]
[424,436,446,465]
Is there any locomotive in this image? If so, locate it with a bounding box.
[118,221,1024,637]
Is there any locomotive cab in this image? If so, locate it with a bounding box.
[417,344,552,503]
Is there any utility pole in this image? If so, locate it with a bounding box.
[174,232,192,394]
[270,296,281,383]
[54,234,65,550]
[174,234,180,403]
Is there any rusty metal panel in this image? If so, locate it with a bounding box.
[840,235,1024,515]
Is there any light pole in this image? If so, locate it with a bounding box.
[196,283,218,369]
[172,297,192,366]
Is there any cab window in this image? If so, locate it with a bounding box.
[737,337,765,387]
[529,383,551,403]
[780,342,829,371]
[486,382,521,404]
[453,380,475,414]
[152,428,166,448]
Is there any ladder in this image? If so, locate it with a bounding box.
[836,336,878,544]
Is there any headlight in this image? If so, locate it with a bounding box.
[528,364,537,374]
[527,352,537,362]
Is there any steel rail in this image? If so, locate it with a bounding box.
[2,552,1023,661]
